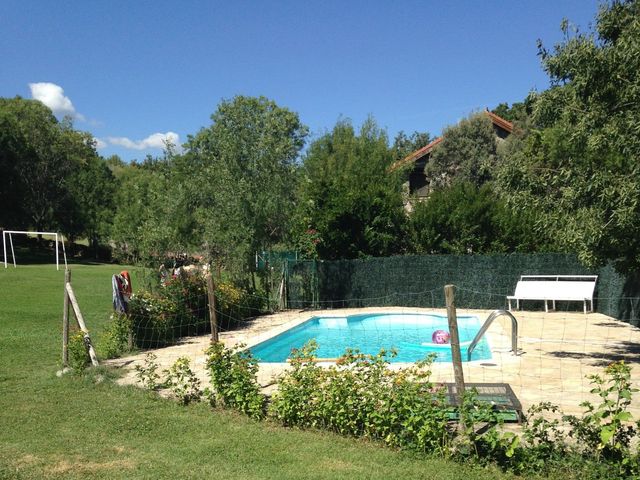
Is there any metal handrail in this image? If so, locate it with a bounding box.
[467,309,518,362]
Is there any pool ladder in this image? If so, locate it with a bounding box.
[467,309,518,362]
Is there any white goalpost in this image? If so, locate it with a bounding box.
[2,230,68,270]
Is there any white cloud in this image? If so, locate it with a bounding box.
[29,82,85,120]
[94,138,108,150]
[107,132,181,151]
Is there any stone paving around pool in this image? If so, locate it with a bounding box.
[105,306,640,418]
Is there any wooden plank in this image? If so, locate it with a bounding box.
[65,282,99,367]
[62,269,70,366]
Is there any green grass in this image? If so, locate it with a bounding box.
[0,263,518,479]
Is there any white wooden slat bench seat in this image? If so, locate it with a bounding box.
[507,275,598,314]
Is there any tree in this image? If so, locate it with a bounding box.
[391,130,431,161]
[66,155,116,252]
[497,0,640,271]
[425,112,499,189]
[184,96,308,274]
[0,97,113,248]
[298,117,407,259]
[492,101,531,124]
[0,97,77,232]
[110,158,173,262]
[407,182,543,255]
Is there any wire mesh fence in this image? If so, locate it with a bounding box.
[100,266,640,421]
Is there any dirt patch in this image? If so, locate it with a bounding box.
[46,456,135,475]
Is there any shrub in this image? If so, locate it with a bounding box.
[128,291,179,347]
[452,389,519,465]
[193,342,640,479]
[205,342,266,420]
[268,341,324,427]
[68,330,90,373]
[270,342,451,453]
[125,274,263,349]
[215,281,264,330]
[162,273,208,336]
[562,361,639,478]
[496,361,640,479]
[101,313,133,359]
[135,353,161,390]
[163,357,202,405]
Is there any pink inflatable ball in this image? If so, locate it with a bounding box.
[432,330,451,344]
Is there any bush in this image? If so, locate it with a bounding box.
[135,353,161,390]
[270,342,451,453]
[163,357,202,405]
[180,342,640,479]
[68,330,90,373]
[205,342,266,420]
[215,281,264,330]
[128,291,180,348]
[101,313,133,359]
[125,274,263,349]
[493,361,640,479]
[562,361,639,478]
[162,273,208,336]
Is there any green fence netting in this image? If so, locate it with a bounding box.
[285,253,640,326]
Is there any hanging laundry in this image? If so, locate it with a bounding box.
[119,270,132,302]
[112,270,133,313]
[112,275,127,314]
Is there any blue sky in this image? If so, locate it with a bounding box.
[1,0,600,161]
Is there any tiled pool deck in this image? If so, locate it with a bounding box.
[106,307,640,418]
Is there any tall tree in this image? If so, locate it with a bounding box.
[497,0,640,271]
[298,117,407,259]
[110,157,173,262]
[407,182,545,255]
[66,154,116,251]
[0,97,76,231]
[184,96,308,273]
[425,112,499,189]
[0,97,112,245]
[391,130,431,161]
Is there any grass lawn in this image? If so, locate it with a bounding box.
[0,263,522,479]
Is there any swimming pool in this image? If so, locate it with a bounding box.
[250,312,491,363]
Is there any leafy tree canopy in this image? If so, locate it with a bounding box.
[0,96,113,246]
[497,0,640,271]
[391,130,431,161]
[298,117,407,259]
[425,112,499,190]
[183,96,308,273]
[408,182,545,255]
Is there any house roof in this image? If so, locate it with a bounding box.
[388,110,513,172]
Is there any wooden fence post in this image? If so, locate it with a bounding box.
[444,284,465,404]
[206,272,219,343]
[62,269,70,367]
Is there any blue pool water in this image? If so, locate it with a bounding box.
[250,313,491,363]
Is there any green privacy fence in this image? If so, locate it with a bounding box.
[285,254,640,326]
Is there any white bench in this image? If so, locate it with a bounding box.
[507,275,597,314]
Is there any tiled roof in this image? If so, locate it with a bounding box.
[485,110,514,134]
[388,137,443,172]
[388,110,513,172]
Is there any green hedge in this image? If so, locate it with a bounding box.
[286,254,639,326]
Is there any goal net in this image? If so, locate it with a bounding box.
[2,230,68,270]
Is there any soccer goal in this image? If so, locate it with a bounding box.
[2,230,68,270]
